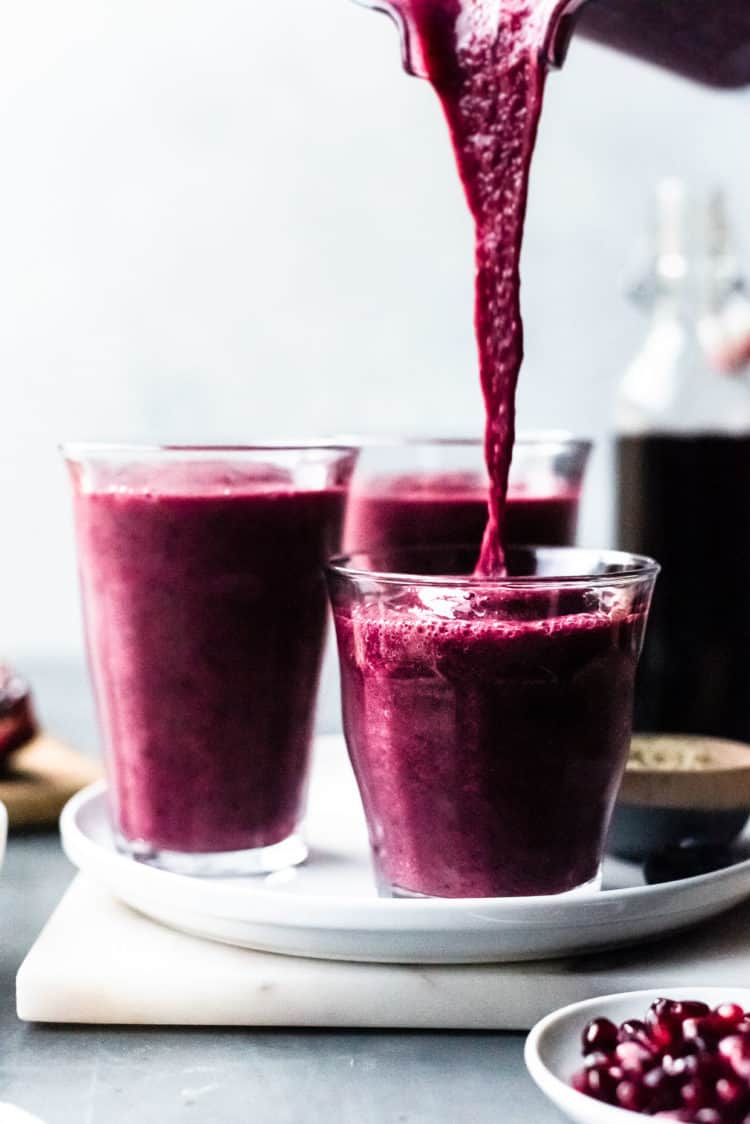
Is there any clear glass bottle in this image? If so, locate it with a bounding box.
[616,180,750,742]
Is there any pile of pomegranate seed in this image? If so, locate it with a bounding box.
[571,999,750,1121]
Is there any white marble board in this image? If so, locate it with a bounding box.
[16,874,750,1030]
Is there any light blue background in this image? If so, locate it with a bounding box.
[0,0,748,667]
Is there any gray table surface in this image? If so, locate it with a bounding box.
[0,661,566,1124]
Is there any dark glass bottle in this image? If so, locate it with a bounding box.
[616,181,750,742]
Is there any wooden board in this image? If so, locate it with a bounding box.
[0,734,101,829]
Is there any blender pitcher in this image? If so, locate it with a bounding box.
[555,0,750,88]
[358,1,750,89]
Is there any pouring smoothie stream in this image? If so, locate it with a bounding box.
[362,0,570,573]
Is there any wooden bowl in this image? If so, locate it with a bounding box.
[608,735,750,861]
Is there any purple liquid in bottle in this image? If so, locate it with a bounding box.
[619,433,750,742]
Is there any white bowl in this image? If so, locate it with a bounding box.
[525,986,750,1124]
[0,799,6,870]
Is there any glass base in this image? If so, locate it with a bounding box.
[382,867,603,900]
[117,831,308,877]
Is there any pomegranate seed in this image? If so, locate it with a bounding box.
[592,1068,619,1102]
[663,1052,700,1079]
[582,1016,618,1054]
[694,1055,724,1085]
[643,1065,677,1112]
[716,1075,748,1108]
[715,1004,746,1027]
[693,1111,723,1124]
[719,1036,750,1079]
[680,1078,713,1111]
[574,1064,617,1102]
[643,1064,670,1089]
[620,1018,656,1049]
[616,1040,657,1074]
[702,1015,739,1040]
[616,1079,648,1112]
[571,1069,589,1095]
[583,1050,609,1070]
[683,1017,716,1045]
[673,1000,711,1022]
[648,999,681,1048]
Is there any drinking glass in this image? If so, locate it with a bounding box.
[328,544,658,898]
[65,443,357,875]
[342,433,591,554]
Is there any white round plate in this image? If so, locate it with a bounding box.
[525,986,750,1124]
[61,736,750,964]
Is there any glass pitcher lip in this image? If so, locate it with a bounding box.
[328,544,660,589]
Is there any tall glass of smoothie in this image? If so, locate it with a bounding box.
[328,545,658,899]
[342,434,591,554]
[65,443,357,875]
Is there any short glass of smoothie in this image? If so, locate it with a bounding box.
[64,443,358,876]
[342,433,591,554]
[327,544,658,899]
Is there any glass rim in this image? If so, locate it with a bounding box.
[60,441,359,461]
[327,545,660,590]
[332,430,592,453]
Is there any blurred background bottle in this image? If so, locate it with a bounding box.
[616,180,750,743]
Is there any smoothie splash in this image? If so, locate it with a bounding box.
[370,0,568,572]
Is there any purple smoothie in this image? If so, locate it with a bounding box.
[331,555,650,897]
[343,471,580,553]
[70,455,351,856]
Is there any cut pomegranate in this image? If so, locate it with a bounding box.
[0,664,37,763]
[571,998,750,1121]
